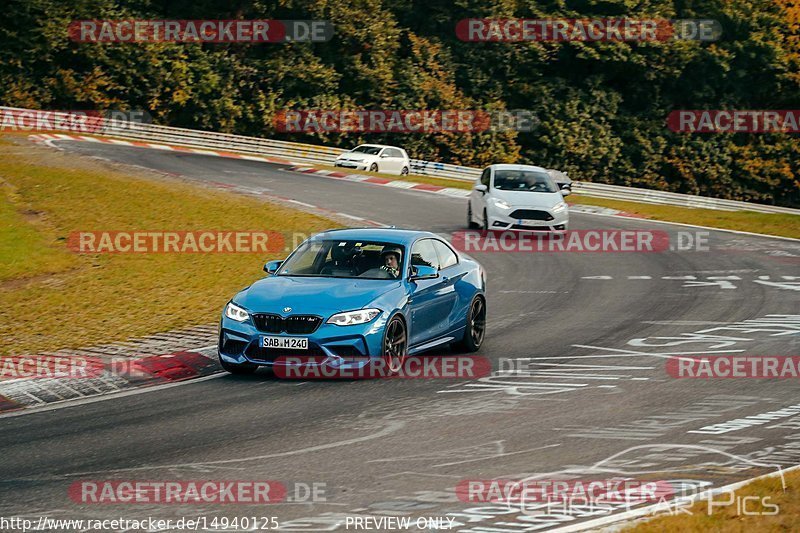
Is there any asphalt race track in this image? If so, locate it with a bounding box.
[1,140,799,531]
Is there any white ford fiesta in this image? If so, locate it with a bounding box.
[334,144,411,175]
[468,164,570,231]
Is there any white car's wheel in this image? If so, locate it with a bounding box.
[482,209,490,230]
[369,163,378,172]
[467,203,479,229]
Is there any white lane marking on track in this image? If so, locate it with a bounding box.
[287,199,315,208]
[642,320,730,326]
[507,361,655,370]
[499,290,569,294]
[754,279,800,291]
[570,344,745,361]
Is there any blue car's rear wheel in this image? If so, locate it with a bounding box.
[454,296,486,353]
[383,315,407,374]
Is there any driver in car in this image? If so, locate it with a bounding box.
[380,246,402,278]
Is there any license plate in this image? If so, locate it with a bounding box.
[261,336,309,349]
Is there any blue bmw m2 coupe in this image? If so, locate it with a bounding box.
[218,228,486,374]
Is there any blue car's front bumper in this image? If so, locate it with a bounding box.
[219,311,390,368]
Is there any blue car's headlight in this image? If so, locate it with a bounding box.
[225,302,250,322]
[327,308,381,326]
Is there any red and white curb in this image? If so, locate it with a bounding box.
[289,166,471,198]
[0,325,221,414]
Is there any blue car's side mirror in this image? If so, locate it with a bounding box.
[264,260,283,275]
[410,265,438,281]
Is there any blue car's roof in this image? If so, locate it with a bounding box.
[310,227,439,245]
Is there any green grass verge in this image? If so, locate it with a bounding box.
[0,137,337,356]
[570,195,800,239]
[625,469,799,532]
[0,182,77,282]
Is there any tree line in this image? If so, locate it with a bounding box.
[1,0,798,206]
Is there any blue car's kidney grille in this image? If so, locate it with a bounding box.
[251,314,323,334]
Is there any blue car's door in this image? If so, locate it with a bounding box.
[407,239,458,347]
[431,239,466,333]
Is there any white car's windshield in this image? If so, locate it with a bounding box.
[351,145,382,155]
[494,170,558,193]
[278,240,405,279]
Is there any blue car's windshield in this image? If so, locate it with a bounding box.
[277,240,405,280]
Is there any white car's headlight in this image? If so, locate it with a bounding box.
[225,302,250,322]
[491,198,512,210]
[552,202,568,212]
[327,308,381,326]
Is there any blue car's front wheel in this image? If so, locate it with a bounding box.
[383,315,408,374]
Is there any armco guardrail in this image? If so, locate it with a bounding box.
[2,106,798,215]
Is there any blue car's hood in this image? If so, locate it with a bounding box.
[236,276,403,315]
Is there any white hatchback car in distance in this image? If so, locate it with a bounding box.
[468,164,570,231]
[334,144,411,175]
